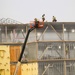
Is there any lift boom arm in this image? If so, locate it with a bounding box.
[14,14,45,75]
[14,27,35,75]
[19,27,35,62]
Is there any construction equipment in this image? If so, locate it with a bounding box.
[14,14,45,75]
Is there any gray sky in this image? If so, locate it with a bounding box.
[0,0,75,23]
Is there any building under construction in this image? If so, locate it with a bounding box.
[0,18,75,75]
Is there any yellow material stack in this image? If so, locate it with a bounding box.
[21,63,38,75]
[0,45,10,75]
[0,45,38,75]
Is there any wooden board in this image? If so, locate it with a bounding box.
[10,46,21,62]
[10,64,21,75]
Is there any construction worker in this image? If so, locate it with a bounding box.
[34,14,45,28]
[52,16,57,22]
[65,45,69,58]
[65,46,68,55]
[42,14,45,21]
[30,14,45,28]
[34,18,39,28]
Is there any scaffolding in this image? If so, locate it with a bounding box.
[0,19,75,75]
[0,18,23,24]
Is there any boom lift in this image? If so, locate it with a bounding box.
[14,14,45,75]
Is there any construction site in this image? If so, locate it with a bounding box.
[0,18,75,75]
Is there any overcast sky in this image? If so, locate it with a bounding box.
[0,0,75,23]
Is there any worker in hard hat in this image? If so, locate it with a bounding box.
[42,14,45,21]
[52,16,57,22]
[30,14,45,28]
[34,18,39,28]
[34,14,45,28]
